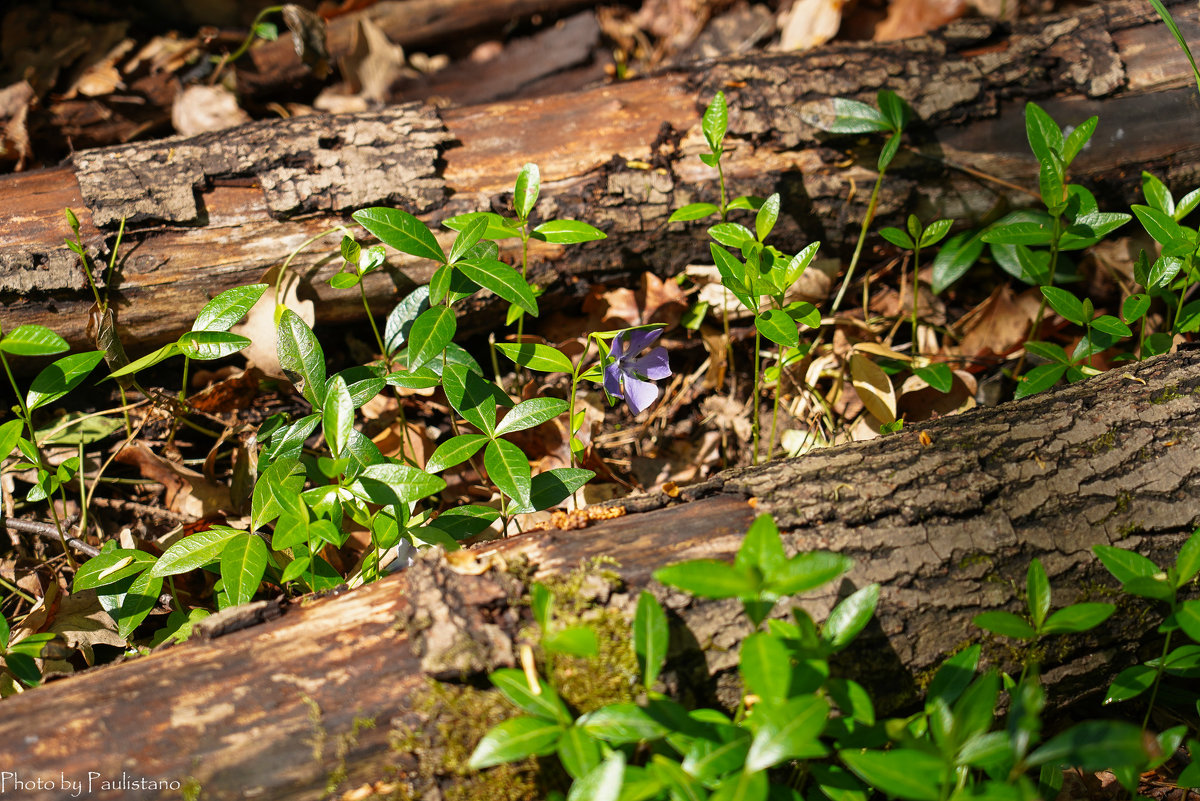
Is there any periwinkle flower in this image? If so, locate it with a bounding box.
[604,328,671,414]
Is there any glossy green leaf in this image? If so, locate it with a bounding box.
[1093,545,1160,584]
[981,222,1054,246]
[1027,720,1150,771]
[710,242,754,308]
[634,590,669,688]
[769,551,852,596]
[384,286,431,354]
[1178,600,1200,643]
[496,397,568,437]
[406,306,457,371]
[356,462,446,506]
[220,534,269,607]
[654,560,758,599]
[1174,529,1200,587]
[1090,315,1133,337]
[579,703,669,744]
[802,97,891,133]
[149,526,242,577]
[822,583,880,649]
[877,89,910,132]
[740,632,792,705]
[755,193,781,242]
[495,342,573,373]
[913,363,953,393]
[972,611,1035,639]
[1024,102,1063,164]
[457,257,539,315]
[703,91,728,152]
[736,514,788,580]
[0,325,69,357]
[1062,116,1097,164]
[1104,664,1156,704]
[193,284,268,332]
[879,227,915,250]
[1014,363,1067,399]
[746,695,829,772]
[425,433,488,473]
[447,213,489,265]
[490,668,573,724]
[1122,294,1151,324]
[708,222,755,250]
[353,207,446,263]
[683,727,752,782]
[754,309,799,348]
[669,203,721,223]
[556,725,602,781]
[919,218,954,249]
[511,467,594,515]
[1026,559,1051,630]
[513,162,541,220]
[931,230,985,294]
[106,342,181,379]
[1040,287,1086,326]
[322,375,353,457]
[443,211,522,241]
[809,764,868,801]
[467,716,564,769]
[839,749,947,801]
[277,308,327,410]
[177,330,252,361]
[486,438,532,509]
[251,458,305,531]
[26,351,104,411]
[1176,187,1200,220]
[531,219,606,244]
[442,362,500,437]
[1133,204,1185,246]
[877,131,901,171]
[73,549,156,590]
[0,419,22,460]
[384,366,441,391]
[567,750,625,801]
[113,570,164,641]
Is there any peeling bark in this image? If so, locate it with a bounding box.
[1,346,1198,800]
[1,0,1198,354]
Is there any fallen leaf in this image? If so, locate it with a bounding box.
[874,0,965,41]
[172,84,250,136]
[779,0,846,51]
[232,265,317,378]
[114,442,231,517]
[849,352,896,424]
[951,284,1039,363]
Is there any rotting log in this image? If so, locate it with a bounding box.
[1,0,1199,354]
[1,346,1199,800]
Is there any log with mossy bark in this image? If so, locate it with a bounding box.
[0,346,1198,800]
[1,0,1198,358]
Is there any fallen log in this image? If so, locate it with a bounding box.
[1,0,1198,355]
[0,345,1197,800]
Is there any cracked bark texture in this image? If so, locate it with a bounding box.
[1,347,1197,800]
[1,0,1198,354]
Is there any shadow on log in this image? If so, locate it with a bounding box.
[1,0,1199,355]
[0,346,1197,799]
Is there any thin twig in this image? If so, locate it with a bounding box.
[2,517,98,558]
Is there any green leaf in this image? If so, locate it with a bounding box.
[877,89,910,132]
[1027,720,1150,771]
[754,309,799,348]
[321,375,353,457]
[736,514,788,581]
[1022,340,1068,364]
[0,419,22,460]
[1014,364,1067,399]
[514,163,541,220]
[442,362,500,437]
[425,433,489,473]
[353,207,446,263]
[913,363,953,393]
[1040,287,1087,326]
[769,551,852,596]
[543,625,598,657]
[949,670,999,752]
[567,751,625,801]
[113,570,163,641]
[511,467,595,515]
[579,703,669,744]
[1176,187,1200,220]
[73,549,156,590]
[1039,156,1066,212]
[654,560,758,599]
[755,193,781,242]
[384,286,431,354]
[384,366,441,391]
[1090,315,1132,337]
[1024,102,1063,164]
[703,91,728,153]
[1133,204,1185,247]
[709,222,756,250]
[1175,529,1200,587]
[496,342,574,373]
[356,462,446,506]
[486,438,532,509]
[1026,559,1051,630]
[784,241,821,287]
[26,351,104,411]
[150,526,242,577]
[467,716,564,769]
[277,308,327,410]
[973,611,1035,639]
[1178,600,1200,643]
[981,222,1054,246]
[740,632,792,705]
[406,306,457,371]
[447,213,489,265]
[822,583,880,649]
[105,342,180,380]
[557,725,603,781]
[490,668,573,724]
[458,258,539,316]
[496,397,568,437]
[746,696,829,772]
[839,749,947,801]
[177,330,252,361]
[879,227,915,250]
[531,219,606,244]
[443,211,522,241]
[926,645,981,714]
[877,132,901,172]
[1104,665,1156,704]
[710,242,754,308]
[1062,116,1097,164]
[1093,545,1160,584]
[1122,294,1151,324]
[1141,172,1174,214]
[1123,575,1175,603]
[193,284,268,332]
[251,458,305,531]
[931,231,984,294]
[219,535,269,607]
[669,203,721,223]
[634,590,669,688]
[682,727,752,783]
[809,764,868,801]
[1158,644,1200,676]
[802,97,891,134]
[920,219,954,249]
[0,325,69,356]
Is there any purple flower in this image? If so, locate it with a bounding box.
[604,328,671,414]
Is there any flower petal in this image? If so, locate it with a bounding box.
[623,376,660,415]
[603,364,624,398]
[608,331,627,361]
[625,327,663,354]
[630,347,671,381]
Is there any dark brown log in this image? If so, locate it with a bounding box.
[2,0,1199,356]
[1,346,1198,800]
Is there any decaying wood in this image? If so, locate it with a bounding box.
[1,0,1198,354]
[1,346,1198,801]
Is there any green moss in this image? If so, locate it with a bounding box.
[956,552,993,571]
[1088,427,1117,454]
[179,776,202,801]
[1150,384,1183,404]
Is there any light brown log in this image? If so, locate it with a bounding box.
[2,0,1199,357]
[0,346,1197,800]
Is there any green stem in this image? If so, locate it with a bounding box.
[751,328,762,465]
[716,159,737,400]
[911,245,922,357]
[1013,215,1063,379]
[359,281,387,364]
[1171,250,1198,332]
[222,6,283,68]
[767,360,781,462]
[831,170,886,315]
[1142,628,1173,730]
[274,227,345,305]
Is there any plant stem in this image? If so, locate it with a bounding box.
[359,281,387,364]
[751,328,762,465]
[911,245,922,357]
[1142,629,1173,730]
[1013,216,1063,379]
[831,170,886,315]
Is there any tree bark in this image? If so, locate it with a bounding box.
[1,346,1198,800]
[1,0,1198,354]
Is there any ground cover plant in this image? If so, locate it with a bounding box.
[2,1,1200,798]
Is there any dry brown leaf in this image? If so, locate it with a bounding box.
[951,284,1039,362]
[897,369,977,422]
[372,421,433,465]
[232,265,316,377]
[874,0,965,41]
[172,84,250,136]
[0,81,35,170]
[114,442,231,517]
[779,0,846,51]
[849,352,896,424]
